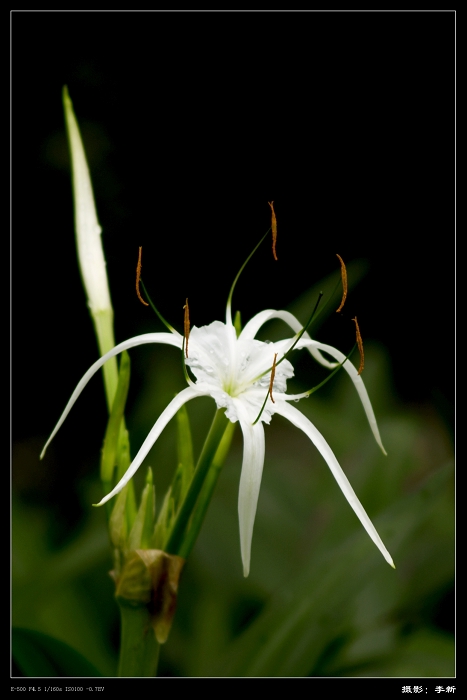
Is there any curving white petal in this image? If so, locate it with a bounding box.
[274,401,394,568]
[240,309,335,368]
[239,309,279,341]
[295,338,387,455]
[40,332,183,459]
[240,310,386,455]
[235,399,266,577]
[96,386,205,506]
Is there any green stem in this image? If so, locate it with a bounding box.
[165,409,230,555]
[93,309,119,413]
[117,603,160,677]
[179,420,236,558]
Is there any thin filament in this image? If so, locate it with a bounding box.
[268,353,278,404]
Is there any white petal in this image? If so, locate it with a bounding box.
[95,386,204,506]
[274,402,394,568]
[235,399,266,577]
[296,338,387,455]
[40,332,182,459]
[239,309,334,368]
[187,321,234,386]
[240,310,386,455]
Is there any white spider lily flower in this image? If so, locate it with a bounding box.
[41,299,394,577]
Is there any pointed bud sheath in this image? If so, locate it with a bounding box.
[63,86,112,317]
[63,86,118,409]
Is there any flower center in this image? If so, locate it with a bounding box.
[186,321,294,423]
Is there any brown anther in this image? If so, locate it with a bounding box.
[336,254,347,313]
[183,298,190,358]
[268,353,278,403]
[352,316,364,375]
[268,201,278,261]
[136,247,149,306]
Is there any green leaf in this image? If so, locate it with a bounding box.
[141,468,156,549]
[109,485,129,551]
[153,488,172,550]
[12,628,102,677]
[128,468,156,550]
[215,463,453,677]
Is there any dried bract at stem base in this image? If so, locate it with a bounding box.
[112,549,185,644]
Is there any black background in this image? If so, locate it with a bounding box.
[12,10,454,511]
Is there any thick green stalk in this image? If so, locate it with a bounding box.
[179,420,236,558]
[165,410,230,555]
[117,603,160,677]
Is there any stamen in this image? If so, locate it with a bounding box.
[253,341,356,426]
[279,291,323,365]
[256,290,324,385]
[136,247,149,306]
[252,392,269,426]
[183,299,190,358]
[290,343,356,400]
[268,353,278,404]
[336,253,347,313]
[252,352,278,425]
[268,201,278,261]
[226,227,271,327]
[352,316,364,374]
